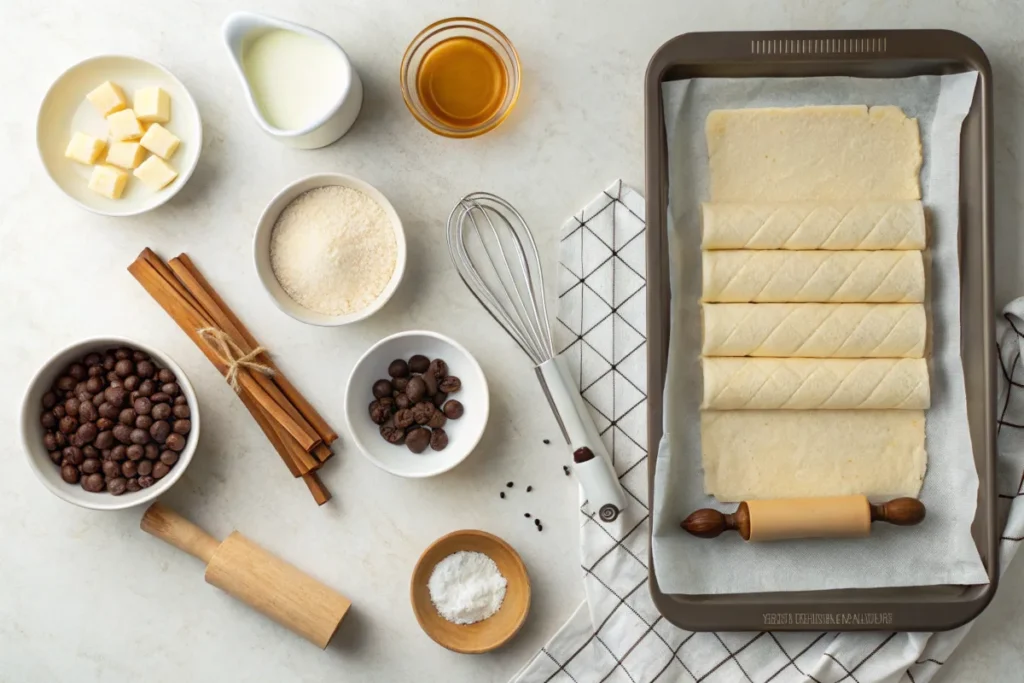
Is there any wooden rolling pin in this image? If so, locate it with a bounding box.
[141,503,351,648]
[681,495,925,542]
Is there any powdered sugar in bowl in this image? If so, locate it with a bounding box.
[253,173,406,326]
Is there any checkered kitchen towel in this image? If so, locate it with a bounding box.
[511,181,1024,683]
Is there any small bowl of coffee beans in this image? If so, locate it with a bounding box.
[345,330,488,478]
[20,338,199,510]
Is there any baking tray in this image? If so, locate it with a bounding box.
[645,30,996,632]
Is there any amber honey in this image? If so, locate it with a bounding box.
[415,36,508,129]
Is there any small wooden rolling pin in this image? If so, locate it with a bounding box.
[141,503,351,648]
[681,495,925,542]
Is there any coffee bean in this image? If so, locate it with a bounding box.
[133,397,152,415]
[135,415,153,430]
[74,422,97,445]
[126,444,144,461]
[439,376,461,393]
[406,428,431,454]
[62,446,84,466]
[81,458,100,475]
[95,417,114,431]
[83,473,104,492]
[369,401,391,425]
[123,375,139,392]
[137,460,153,477]
[40,412,57,429]
[151,403,171,421]
[380,422,405,444]
[53,405,66,419]
[394,408,415,429]
[428,359,449,379]
[121,460,138,478]
[107,478,127,496]
[432,391,447,408]
[442,400,464,419]
[372,379,393,399]
[54,432,67,448]
[412,402,435,425]
[58,415,78,435]
[144,444,160,461]
[129,428,150,445]
[102,461,121,478]
[78,401,97,422]
[126,479,141,493]
[119,408,137,425]
[388,359,410,378]
[137,475,155,488]
[409,355,430,374]
[174,394,187,406]
[159,450,179,466]
[165,433,186,452]
[429,428,449,451]
[428,411,447,429]
[136,360,155,378]
[422,370,439,396]
[64,397,80,418]
[114,359,134,378]
[138,380,155,398]
[395,394,410,410]
[56,375,75,392]
[112,424,133,445]
[151,392,171,404]
[157,368,175,384]
[152,462,170,479]
[149,420,171,443]
[406,376,427,403]
[61,464,80,483]
[172,404,190,419]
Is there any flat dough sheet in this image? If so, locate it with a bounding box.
[702,357,930,410]
[707,105,923,202]
[701,201,926,251]
[701,303,927,358]
[702,410,927,503]
[702,249,925,303]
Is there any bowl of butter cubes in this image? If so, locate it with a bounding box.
[37,55,203,217]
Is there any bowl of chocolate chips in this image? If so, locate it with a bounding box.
[345,330,488,478]
[20,338,199,510]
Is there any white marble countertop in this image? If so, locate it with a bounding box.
[2,1,1023,681]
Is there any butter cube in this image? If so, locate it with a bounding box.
[88,165,128,199]
[134,155,177,189]
[64,132,106,164]
[105,141,147,169]
[139,123,180,160]
[107,109,144,141]
[86,81,127,116]
[134,87,171,123]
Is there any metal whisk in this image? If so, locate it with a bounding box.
[447,192,626,523]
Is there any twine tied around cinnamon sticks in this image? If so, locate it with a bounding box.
[198,327,274,392]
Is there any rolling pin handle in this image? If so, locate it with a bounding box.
[870,497,926,526]
[140,502,221,564]
[681,503,750,540]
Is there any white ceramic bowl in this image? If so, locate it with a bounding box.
[253,172,407,326]
[36,55,203,217]
[223,11,363,149]
[20,338,200,511]
[345,331,488,478]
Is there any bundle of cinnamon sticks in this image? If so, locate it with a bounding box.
[128,248,337,505]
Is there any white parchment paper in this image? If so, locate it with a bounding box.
[652,73,990,594]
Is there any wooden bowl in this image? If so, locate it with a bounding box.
[410,530,530,653]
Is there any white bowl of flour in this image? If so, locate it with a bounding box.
[254,173,406,325]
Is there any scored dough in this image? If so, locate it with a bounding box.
[702,250,925,303]
[701,410,927,502]
[706,105,922,202]
[701,201,926,250]
[702,357,930,410]
[701,303,927,358]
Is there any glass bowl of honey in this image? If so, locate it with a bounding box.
[401,17,521,138]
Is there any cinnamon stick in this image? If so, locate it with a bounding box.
[302,471,332,506]
[175,253,339,446]
[239,389,302,477]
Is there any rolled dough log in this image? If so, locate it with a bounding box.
[701,303,927,358]
[701,357,930,410]
[701,410,927,502]
[706,105,922,202]
[702,250,925,303]
[701,201,926,250]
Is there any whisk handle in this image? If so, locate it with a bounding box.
[537,357,627,522]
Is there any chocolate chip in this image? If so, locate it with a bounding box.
[112,424,133,444]
[52,405,66,419]
[95,417,114,431]
[107,478,127,496]
[157,368,175,384]
[40,412,57,429]
[406,427,431,454]
[61,464,80,483]
[135,415,153,430]
[152,462,170,479]
[133,397,152,415]
[149,421,171,443]
[78,401,97,422]
[62,446,84,466]
[507,482,513,488]
[443,400,464,419]
[136,360,155,378]
[56,375,75,392]
[151,403,171,421]
[82,473,104,492]
[174,394,187,406]
[75,422,98,445]
[172,404,190,419]
[87,365,104,378]
[129,428,151,445]
[64,397,80,417]
[58,415,78,435]
[126,479,141,493]
[388,359,409,378]
[138,460,153,476]
[119,408,137,425]
[48,451,62,465]
[144,444,160,461]
[126,445,144,461]
[102,461,121,478]
[159,450,179,466]
[110,445,127,462]
[161,383,179,397]
[372,379,394,399]
[439,376,461,394]
[84,353,102,367]
[429,428,449,451]
[114,359,134,378]
[150,392,171,404]
[123,375,139,392]
[98,402,119,420]
[103,356,116,371]
[137,475,155,488]
[121,460,138,478]
[85,376,104,394]
[103,386,127,407]
[409,355,430,374]
[138,380,155,398]
[165,433,186,452]
[114,349,130,361]
[81,458,100,474]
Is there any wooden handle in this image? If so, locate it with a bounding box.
[140,502,221,563]
[681,496,926,542]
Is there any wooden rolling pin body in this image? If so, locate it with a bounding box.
[141,503,350,648]
[681,495,925,542]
